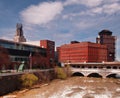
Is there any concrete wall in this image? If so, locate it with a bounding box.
[0,70,55,96]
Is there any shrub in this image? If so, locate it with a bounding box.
[20,73,38,88]
[55,67,67,79]
[64,64,72,77]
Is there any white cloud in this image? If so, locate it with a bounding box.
[20,2,63,25]
[53,33,74,46]
[78,3,120,16]
[0,28,15,40]
[64,0,102,7]
[103,0,119,4]
[76,21,96,29]
[103,3,120,15]
[0,36,13,41]
[75,17,108,30]
[64,0,120,17]
[90,7,102,14]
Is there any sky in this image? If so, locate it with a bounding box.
[0,0,120,60]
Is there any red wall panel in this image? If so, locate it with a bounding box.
[58,42,107,63]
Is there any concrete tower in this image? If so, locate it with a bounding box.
[14,23,26,42]
[96,30,116,62]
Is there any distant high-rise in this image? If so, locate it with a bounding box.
[14,23,26,42]
[96,30,116,61]
[40,40,55,66]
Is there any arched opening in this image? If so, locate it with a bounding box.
[106,66,111,69]
[71,65,76,68]
[88,66,92,68]
[93,66,97,69]
[72,72,84,77]
[81,66,85,68]
[113,66,117,69]
[87,73,102,78]
[99,66,103,69]
[106,74,117,78]
[77,66,80,68]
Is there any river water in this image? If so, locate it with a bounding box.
[5,77,120,98]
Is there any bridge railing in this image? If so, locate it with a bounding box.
[70,67,120,73]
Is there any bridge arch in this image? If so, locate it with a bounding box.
[72,72,84,77]
[87,73,102,78]
[106,66,111,69]
[106,73,117,78]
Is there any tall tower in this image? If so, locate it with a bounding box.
[96,30,116,62]
[40,40,55,66]
[14,23,26,42]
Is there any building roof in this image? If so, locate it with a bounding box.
[22,41,40,47]
[0,39,43,49]
[60,41,106,48]
[99,30,112,36]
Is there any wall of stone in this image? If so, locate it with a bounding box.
[0,70,55,96]
[0,74,21,96]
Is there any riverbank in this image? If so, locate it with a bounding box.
[2,77,120,98]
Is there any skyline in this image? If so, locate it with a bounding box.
[0,0,120,60]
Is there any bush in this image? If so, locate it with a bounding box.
[64,64,72,77]
[55,67,67,79]
[20,73,38,88]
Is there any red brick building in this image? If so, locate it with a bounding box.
[57,41,107,63]
[40,40,55,66]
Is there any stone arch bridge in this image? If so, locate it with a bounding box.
[63,62,120,78]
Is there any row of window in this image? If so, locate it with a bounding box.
[0,41,43,52]
[10,56,29,62]
[71,65,120,69]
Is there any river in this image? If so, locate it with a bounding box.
[3,77,120,98]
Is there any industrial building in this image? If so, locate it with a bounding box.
[57,30,116,63]
[57,41,107,63]
[40,40,55,65]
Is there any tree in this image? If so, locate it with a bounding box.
[55,66,67,79]
[0,46,11,70]
[20,73,38,88]
[32,52,47,69]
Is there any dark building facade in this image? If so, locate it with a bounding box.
[40,40,55,66]
[0,38,56,69]
[96,30,116,61]
[0,39,46,63]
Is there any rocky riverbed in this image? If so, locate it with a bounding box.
[2,77,120,98]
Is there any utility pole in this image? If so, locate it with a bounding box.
[29,52,32,70]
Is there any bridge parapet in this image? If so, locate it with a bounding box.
[64,62,120,69]
[70,67,120,78]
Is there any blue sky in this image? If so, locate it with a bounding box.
[0,0,120,60]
